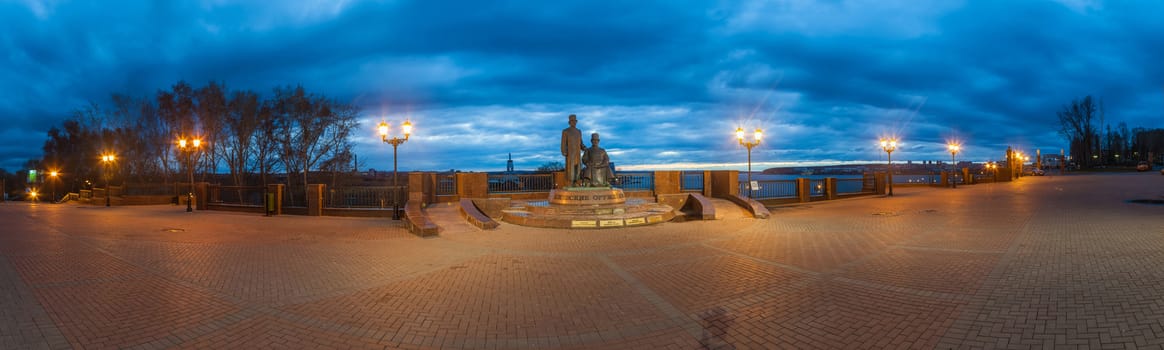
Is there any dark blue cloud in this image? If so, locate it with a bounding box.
[3,0,1163,173]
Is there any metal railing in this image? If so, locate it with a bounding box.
[122,183,181,196]
[836,178,870,194]
[325,186,404,208]
[283,187,306,208]
[614,172,654,191]
[212,186,265,206]
[893,174,940,184]
[809,179,825,197]
[487,174,554,193]
[742,180,797,199]
[680,171,704,192]
[435,174,457,196]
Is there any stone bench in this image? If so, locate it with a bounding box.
[459,199,500,230]
[657,193,716,221]
[720,194,770,219]
[403,201,439,237]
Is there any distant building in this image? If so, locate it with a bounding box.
[506,153,514,173]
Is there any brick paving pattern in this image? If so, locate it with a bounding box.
[0,173,1162,349]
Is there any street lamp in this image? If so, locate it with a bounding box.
[736,127,762,198]
[378,119,412,220]
[947,143,960,188]
[880,138,898,196]
[1014,152,1024,178]
[101,154,116,207]
[177,138,202,212]
[49,171,59,203]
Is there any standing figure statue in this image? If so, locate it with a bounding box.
[581,133,613,187]
[561,114,584,187]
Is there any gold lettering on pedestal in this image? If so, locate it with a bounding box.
[625,217,647,225]
[647,215,663,223]
[599,219,624,227]
[571,220,597,228]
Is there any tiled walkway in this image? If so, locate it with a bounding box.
[2,173,1162,349]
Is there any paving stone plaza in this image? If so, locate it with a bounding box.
[2,173,1163,349]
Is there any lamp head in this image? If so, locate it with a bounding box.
[179,139,187,148]
[735,127,744,142]
[193,139,201,148]
[754,128,763,143]
[402,120,412,139]
[378,121,389,139]
[880,138,897,152]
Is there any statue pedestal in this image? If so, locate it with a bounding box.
[501,186,673,229]
[549,187,626,205]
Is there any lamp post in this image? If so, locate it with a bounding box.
[947,143,960,188]
[1014,152,1023,178]
[736,127,762,198]
[880,138,897,196]
[378,120,412,220]
[49,171,58,203]
[101,154,115,207]
[178,138,202,212]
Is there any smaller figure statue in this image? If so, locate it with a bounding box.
[581,133,614,187]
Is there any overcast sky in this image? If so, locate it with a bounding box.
[3,0,1162,173]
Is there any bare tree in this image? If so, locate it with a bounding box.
[222,90,261,186]
[196,82,228,182]
[270,85,360,201]
[1057,96,1099,168]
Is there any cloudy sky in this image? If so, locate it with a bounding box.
[2,0,1162,173]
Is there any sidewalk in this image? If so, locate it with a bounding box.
[1,173,1163,349]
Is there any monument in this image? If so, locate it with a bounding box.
[581,133,613,187]
[500,114,674,229]
[561,114,584,187]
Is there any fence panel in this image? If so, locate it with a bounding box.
[325,186,404,208]
[435,174,457,197]
[214,186,266,206]
[743,180,797,199]
[488,174,554,193]
[680,171,704,192]
[835,178,870,194]
[283,187,307,208]
[614,172,654,191]
[809,179,825,197]
[122,183,180,196]
[893,174,939,185]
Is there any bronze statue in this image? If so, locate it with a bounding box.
[581,133,613,187]
[561,114,584,187]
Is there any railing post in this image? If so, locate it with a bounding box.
[654,171,680,195]
[267,184,284,215]
[408,172,430,206]
[306,184,324,216]
[195,182,208,210]
[796,178,810,202]
[702,171,712,197]
[456,173,488,199]
[874,173,887,195]
[708,170,739,198]
[553,171,566,189]
[826,178,837,200]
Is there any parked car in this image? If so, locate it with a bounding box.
[1137,161,1151,172]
